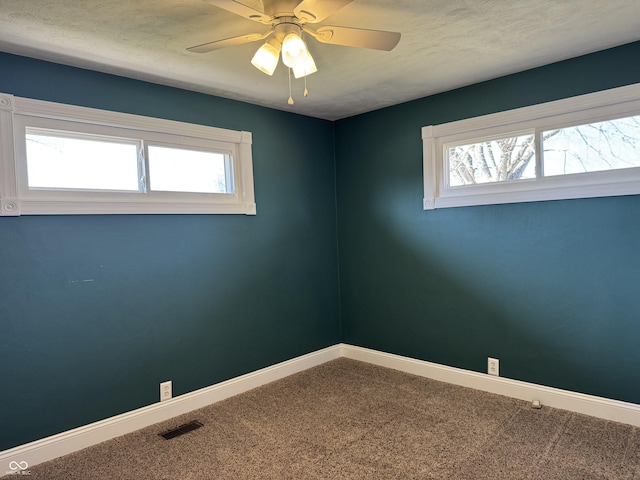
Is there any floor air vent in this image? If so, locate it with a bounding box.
[160,420,204,440]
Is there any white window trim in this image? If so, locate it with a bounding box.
[423,83,640,210]
[0,93,256,216]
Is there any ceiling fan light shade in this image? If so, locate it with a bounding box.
[281,32,309,69]
[293,50,317,78]
[251,38,281,75]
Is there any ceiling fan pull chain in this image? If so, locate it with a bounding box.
[304,75,309,97]
[288,68,294,105]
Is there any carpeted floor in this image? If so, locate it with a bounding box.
[7,358,640,479]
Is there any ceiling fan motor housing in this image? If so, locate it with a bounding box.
[263,0,311,20]
[273,19,303,41]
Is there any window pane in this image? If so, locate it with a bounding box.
[148,145,230,194]
[447,134,536,186]
[542,115,640,176]
[26,130,140,191]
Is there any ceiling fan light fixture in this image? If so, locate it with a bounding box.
[293,50,317,78]
[251,38,281,76]
[281,32,308,69]
[189,0,401,106]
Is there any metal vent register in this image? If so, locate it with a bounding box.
[159,420,204,440]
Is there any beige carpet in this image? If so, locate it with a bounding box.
[7,358,640,479]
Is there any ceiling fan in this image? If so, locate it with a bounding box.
[188,0,401,102]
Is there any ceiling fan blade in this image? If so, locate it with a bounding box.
[312,26,401,51]
[294,0,353,23]
[187,32,268,53]
[204,0,271,24]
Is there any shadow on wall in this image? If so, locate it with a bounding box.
[340,183,640,404]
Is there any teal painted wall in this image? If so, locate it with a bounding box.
[0,53,341,450]
[335,41,640,404]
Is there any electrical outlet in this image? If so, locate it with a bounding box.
[160,381,172,402]
[488,357,499,376]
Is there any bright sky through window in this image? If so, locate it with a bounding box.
[543,115,640,176]
[148,145,229,194]
[26,131,140,191]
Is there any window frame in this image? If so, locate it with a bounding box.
[422,83,640,210]
[0,93,256,216]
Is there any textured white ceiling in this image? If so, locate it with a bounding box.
[0,0,639,120]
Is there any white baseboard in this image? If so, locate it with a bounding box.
[4,343,640,474]
[341,344,640,427]
[0,345,342,474]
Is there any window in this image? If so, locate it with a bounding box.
[542,116,640,176]
[147,145,232,194]
[0,93,256,216]
[25,129,142,191]
[423,83,640,210]
[447,132,536,186]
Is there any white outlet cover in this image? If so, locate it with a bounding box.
[160,381,172,402]
[488,357,499,376]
